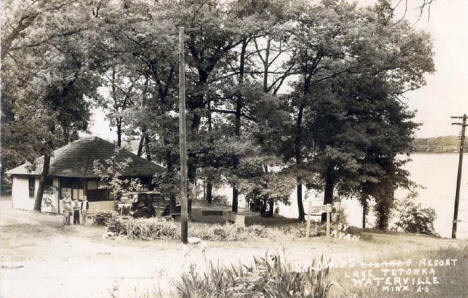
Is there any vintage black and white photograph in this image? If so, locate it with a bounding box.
[1,0,467,297]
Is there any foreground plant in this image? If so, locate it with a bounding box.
[175,254,333,298]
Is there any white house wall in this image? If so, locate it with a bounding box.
[12,176,60,213]
[12,177,36,211]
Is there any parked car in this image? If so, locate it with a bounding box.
[119,191,180,218]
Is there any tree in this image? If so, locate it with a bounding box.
[93,148,145,198]
[280,0,371,220]
[1,0,102,210]
[300,1,434,223]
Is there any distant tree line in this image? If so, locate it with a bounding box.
[1,0,434,230]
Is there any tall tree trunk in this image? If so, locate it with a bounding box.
[137,134,144,157]
[187,166,196,215]
[187,82,205,216]
[295,103,305,221]
[1,158,7,192]
[111,66,121,147]
[260,199,266,216]
[362,196,368,229]
[162,135,177,214]
[168,161,176,214]
[232,40,247,213]
[206,102,213,205]
[34,154,51,212]
[116,119,122,147]
[375,182,394,230]
[206,181,212,204]
[322,168,335,222]
[232,188,239,213]
[296,178,305,221]
[267,199,274,217]
[144,134,151,161]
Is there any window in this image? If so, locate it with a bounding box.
[28,177,35,198]
[61,178,83,189]
[45,177,53,187]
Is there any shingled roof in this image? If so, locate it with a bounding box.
[6,136,162,178]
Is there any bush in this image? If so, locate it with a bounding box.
[99,216,333,242]
[126,218,179,240]
[394,198,438,236]
[93,211,118,225]
[104,217,180,240]
[175,254,333,298]
[106,216,129,235]
[277,222,326,238]
[190,224,266,241]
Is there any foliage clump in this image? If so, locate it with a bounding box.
[93,148,145,199]
[394,198,438,236]
[92,211,118,226]
[96,214,338,242]
[175,254,332,298]
[190,224,266,242]
[103,217,179,240]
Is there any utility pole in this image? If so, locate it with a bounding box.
[177,25,200,243]
[179,26,188,244]
[451,114,467,239]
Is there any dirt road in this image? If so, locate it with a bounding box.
[1,198,466,298]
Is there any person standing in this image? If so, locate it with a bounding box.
[81,197,89,224]
[72,198,81,224]
[63,195,72,225]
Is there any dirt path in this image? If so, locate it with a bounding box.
[1,198,466,298]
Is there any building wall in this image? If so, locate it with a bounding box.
[12,176,60,213]
[12,176,134,214]
[88,201,115,214]
[11,176,36,211]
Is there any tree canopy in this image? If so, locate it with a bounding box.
[2,0,434,227]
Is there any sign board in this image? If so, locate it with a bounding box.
[306,203,333,238]
[225,212,245,227]
[308,205,332,214]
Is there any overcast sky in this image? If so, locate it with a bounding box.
[87,0,468,141]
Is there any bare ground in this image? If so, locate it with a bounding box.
[1,197,466,298]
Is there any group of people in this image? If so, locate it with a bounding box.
[62,195,89,225]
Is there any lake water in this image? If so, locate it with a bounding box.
[275,153,468,239]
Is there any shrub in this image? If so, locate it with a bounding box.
[126,218,179,240]
[190,224,266,241]
[277,222,326,238]
[100,216,333,242]
[93,211,118,225]
[104,217,180,240]
[175,254,333,298]
[106,216,129,235]
[394,198,438,236]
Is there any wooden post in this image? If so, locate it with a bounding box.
[179,26,188,244]
[306,200,312,238]
[58,178,62,214]
[451,114,467,239]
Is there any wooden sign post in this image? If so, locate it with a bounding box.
[306,202,333,238]
[326,204,331,238]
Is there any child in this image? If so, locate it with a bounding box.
[72,198,81,224]
[81,197,89,224]
[63,195,72,225]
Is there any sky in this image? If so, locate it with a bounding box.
[87,0,468,141]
